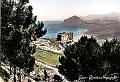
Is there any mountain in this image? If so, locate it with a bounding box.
[63,15,84,27]
[80,12,120,21]
[81,12,120,40]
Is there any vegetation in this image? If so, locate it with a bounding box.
[58,36,120,81]
[53,74,63,82]
[101,39,120,75]
[34,49,60,66]
[1,0,46,81]
[0,67,10,81]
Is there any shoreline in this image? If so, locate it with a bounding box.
[73,31,108,45]
[73,30,118,45]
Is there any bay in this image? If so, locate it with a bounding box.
[43,21,87,39]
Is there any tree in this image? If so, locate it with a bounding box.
[44,69,48,81]
[1,0,47,81]
[101,39,120,75]
[58,36,120,81]
[58,36,101,81]
[53,74,63,82]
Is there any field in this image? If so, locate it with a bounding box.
[33,49,61,66]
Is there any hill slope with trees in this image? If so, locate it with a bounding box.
[58,36,120,82]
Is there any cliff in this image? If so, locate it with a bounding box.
[63,15,84,27]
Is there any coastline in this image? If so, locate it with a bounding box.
[72,20,120,45]
[73,31,118,46]
[73,30,106,45]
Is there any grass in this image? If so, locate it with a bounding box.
[33,49,61,66]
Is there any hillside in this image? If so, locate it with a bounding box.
[82,13,120,40]
[80,12,120,21]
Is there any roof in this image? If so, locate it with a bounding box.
[58,32,73,35]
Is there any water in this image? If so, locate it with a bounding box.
[42,21,87,39]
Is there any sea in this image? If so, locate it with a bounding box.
[42,21,87,39]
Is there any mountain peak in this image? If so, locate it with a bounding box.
[63,16,84,27]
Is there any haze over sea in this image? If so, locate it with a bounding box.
[43,21,87,39]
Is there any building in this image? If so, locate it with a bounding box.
[57,32,73,42]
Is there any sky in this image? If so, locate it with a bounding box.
[29,0,120,21]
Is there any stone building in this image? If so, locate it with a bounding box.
[57,32,73,42]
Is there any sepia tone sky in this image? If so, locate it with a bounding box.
[29,0,120,21]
